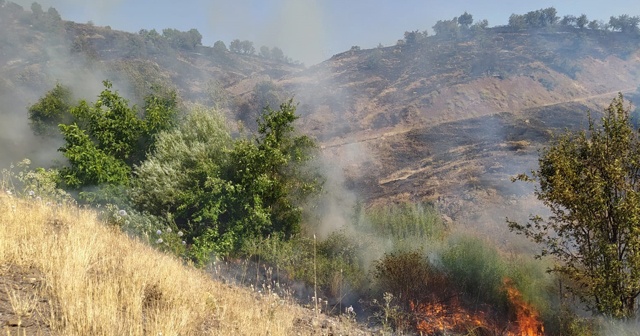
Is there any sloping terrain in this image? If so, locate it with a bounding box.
[280,29,640,224]
[3,2,640,228]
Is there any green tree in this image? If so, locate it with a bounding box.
[403,30,420,45]
[432,18,460,37]
[509,13,527,30]
[457,11,473,28]
[185,28,202,49]
[470,19,489,32]
[133,100,321,258]
[260,45,271,58]
[132,106,233,224]
[55,81,177,193]
[30,2,43,16]
[213,40,227,53]
[28,83,74,136]
[576,14,588,29]
[508,94,640,319]
[240,40,255,55]
[229,39,241,53]
[46,7,61,21]
[609,15,640,34]
[270,46,285,62]
[561,15,577,27]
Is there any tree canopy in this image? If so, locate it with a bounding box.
[34,81,179,194]
[509,94,640,319]
[133,100,322,257]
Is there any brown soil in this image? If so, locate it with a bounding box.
[0,264,52,335]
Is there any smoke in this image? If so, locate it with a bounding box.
[208,0,328,65]
[0,4,140,170]
[11,0,123,20]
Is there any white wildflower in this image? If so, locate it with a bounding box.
[28,190,35,196]
[118,209,127,216]
[166,227,172,233]
[182,241,186,245]
[156,238,163,244]
[177,231,183,237]
[156,230,162,235]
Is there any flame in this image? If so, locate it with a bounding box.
[410,280,545,335]
[411,298,493,335]
[504,278,545,336]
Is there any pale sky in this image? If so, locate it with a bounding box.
[12,0,640,65]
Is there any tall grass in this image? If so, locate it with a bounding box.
[0,193,313,335]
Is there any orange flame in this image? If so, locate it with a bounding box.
[411,298,493,335]
[410,280,545,335]
[504,278,545,336]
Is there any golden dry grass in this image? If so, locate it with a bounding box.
[0,194,317,335]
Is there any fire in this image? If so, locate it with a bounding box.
[504,278,545,336]
[411,298,493,335]
[410,280,545,335]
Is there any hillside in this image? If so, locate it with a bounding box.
[0,194,375,335]
[277,27,640,235]
[4,2,640,334]
[2,1,640,240]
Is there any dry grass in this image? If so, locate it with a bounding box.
[0,194,316,335]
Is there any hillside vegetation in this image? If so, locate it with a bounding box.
[0,193,367,335]
[4,1,640,335]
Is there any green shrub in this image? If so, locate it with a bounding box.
[357,201,447,249]
[441,235,508,307]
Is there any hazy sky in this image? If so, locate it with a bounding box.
[12,0,640,65]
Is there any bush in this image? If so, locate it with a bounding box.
[373,251,447,307]
[441,235,509,307]
[357,201,448,250]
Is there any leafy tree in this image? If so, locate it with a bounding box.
[470,19,489,32]
[229,39,241,53]
[403,30,419,44]
[588,20,601,30]
[161,28,202,50]
[271,46,285,62]
[561,15,577,27]
[240,40,255,55]
[260,45,271,58]
[508,94,640,319]
[457,11,473,28]
[133,101,321,258]
[576,14,588,29]
[509,14,527,30]
[46,7,60,21]
[238,80,284,130]
[28,83,74,136]
[432,18,460,37]
[30,2,43,16]
[58,123,132,188]
[53,81,177,192]
[185,28,202,49]
[542,7,559,25]
[609,15,640,34]
[242,100,321,234]
[132,106,233,223]
[213,40,227,53]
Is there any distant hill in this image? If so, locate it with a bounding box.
[277,26,640,222]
